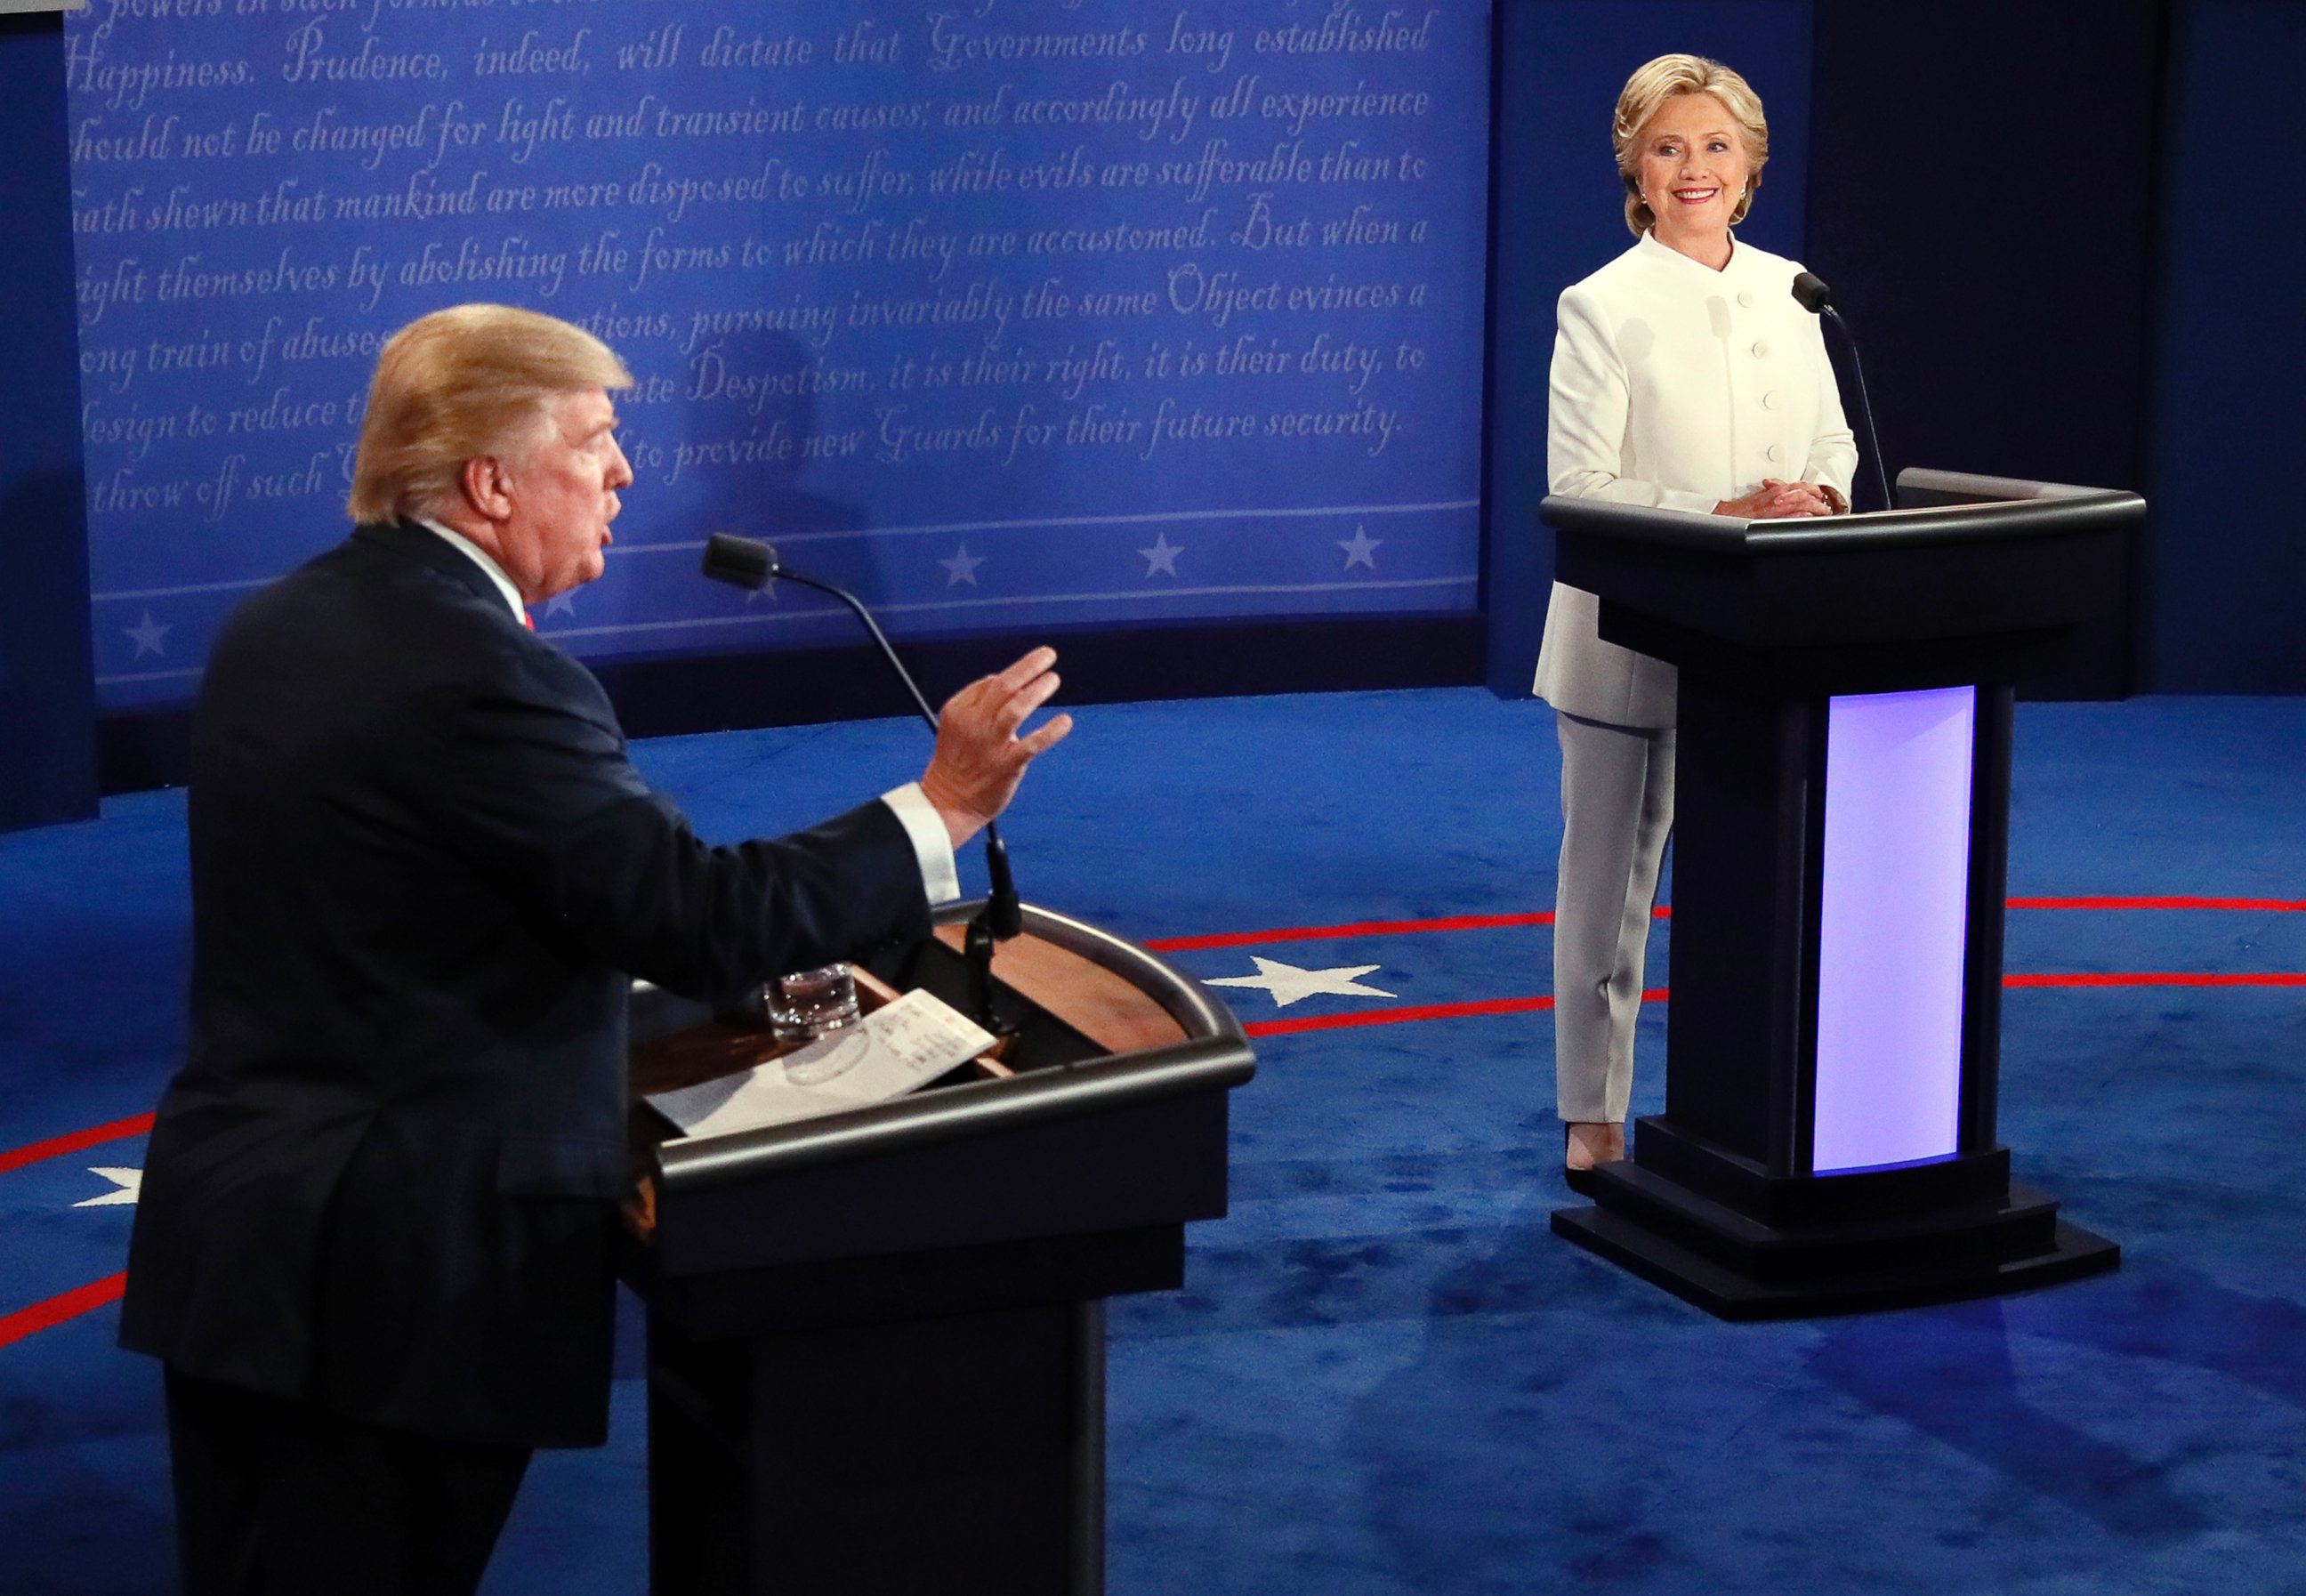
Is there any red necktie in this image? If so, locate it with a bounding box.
[522,611,536,631]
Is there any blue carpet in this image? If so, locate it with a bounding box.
[2,689,2302,1593]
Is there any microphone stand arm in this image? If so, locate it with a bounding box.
[1822,305,1896,514]
[768,566,1023,1036]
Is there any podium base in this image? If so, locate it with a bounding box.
[1552,1183,2119,1321]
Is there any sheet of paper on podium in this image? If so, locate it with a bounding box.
[645,988,994,1140]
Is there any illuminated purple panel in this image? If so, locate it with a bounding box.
[1811,686,1976,1173]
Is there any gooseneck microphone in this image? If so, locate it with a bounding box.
[1786,270,1832,316]
[1790,270,1895,514]
[704,533,945,729]
[701,533,1024,1030]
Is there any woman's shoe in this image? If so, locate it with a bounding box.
[1562,1121,1625,1197]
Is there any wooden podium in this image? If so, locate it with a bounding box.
[1543,469,2140,1319]
[619,903,1253,1596]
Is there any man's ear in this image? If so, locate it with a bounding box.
[457,455,513,521]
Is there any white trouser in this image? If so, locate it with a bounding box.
[1552,711,1676,1124]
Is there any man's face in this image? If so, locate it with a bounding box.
[492,387,633,602]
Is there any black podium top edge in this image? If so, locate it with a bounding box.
[1539,468,2144,557]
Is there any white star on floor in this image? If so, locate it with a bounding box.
[1139,533,1183,577]
[125,611,172,658]
[74,1167,141,1208]
[1205,956,1397,1009]
[544,591,577,618]
[940,544,985,586]
[1337,525,1383,570]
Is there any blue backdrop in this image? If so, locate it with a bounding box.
[66,1,1491,712]
[52,0,2306,733]
[0,16,95,830]
[2147,0,2306,692]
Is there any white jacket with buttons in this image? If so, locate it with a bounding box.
[1533,231,1858,727]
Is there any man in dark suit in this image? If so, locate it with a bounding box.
[118,303,1073,1596]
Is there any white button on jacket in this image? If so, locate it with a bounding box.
[1534,232,1859,728]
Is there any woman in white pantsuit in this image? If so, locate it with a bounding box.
[1539,55,1857,1185]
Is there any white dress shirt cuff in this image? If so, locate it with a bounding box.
[881,782,960,906]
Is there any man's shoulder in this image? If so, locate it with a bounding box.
[222,527,426,620]
[220,527,504,655]
[208,527,607,720]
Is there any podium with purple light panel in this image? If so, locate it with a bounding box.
[1545,469,2138,1318]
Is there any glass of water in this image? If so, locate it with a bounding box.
[766,962,861,1042]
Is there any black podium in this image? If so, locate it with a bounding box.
[620,903,1254,1595]
[1544,468,2141,1319]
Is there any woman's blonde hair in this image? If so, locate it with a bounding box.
[1612,54,1770,238]
[347,303,632,523]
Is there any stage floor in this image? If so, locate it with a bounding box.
[4,688,2301,1595]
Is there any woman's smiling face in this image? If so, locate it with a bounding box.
[1636,92,1750,252]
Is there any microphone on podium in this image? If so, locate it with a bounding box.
[1788,270,1834,316]
[1791,270,1895,513]
[699,531,778,592]
[701,534,1026,1028]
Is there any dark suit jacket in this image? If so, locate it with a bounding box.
[120,520,930,1447]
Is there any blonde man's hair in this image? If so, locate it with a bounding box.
[1612,54,1770,238]
[347,304,632,523]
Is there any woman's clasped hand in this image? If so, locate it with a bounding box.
[1715,477,1837,518]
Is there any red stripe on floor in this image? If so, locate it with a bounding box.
[1241,989,1671,1037]
[1153,895,2302,953]
[2010,896,2306,912]
[4,962,2299,1350]
[1246,995,1552,1036]
[1147,912,1557,953]
[0,1273,126,1352]
[1239,971,2306,1036]
[2006,971,2306,988]
[0,1114,154,1179]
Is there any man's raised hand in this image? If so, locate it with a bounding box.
[918,647,1074,847]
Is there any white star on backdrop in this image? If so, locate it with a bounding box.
[746,576,779,603]
[1205,957,1397,1009]
[1338,526,1383,570]
[1138,533,1183,577]
[74,1167,141,1208]
[940,545,985,586]
[125,611,172,658]
[544,591,577,618]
